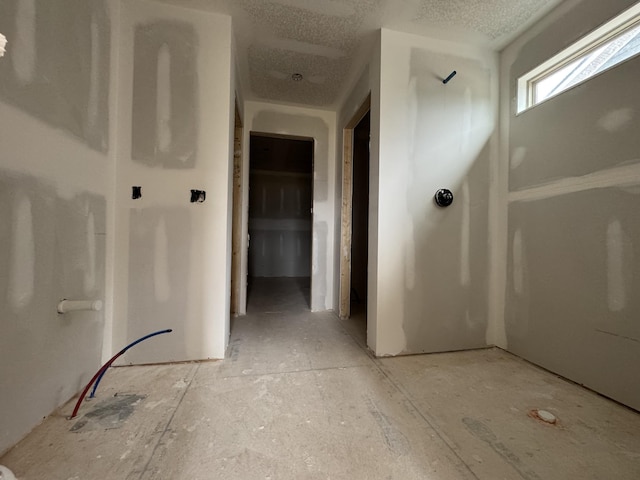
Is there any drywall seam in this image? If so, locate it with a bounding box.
[508,162,640,202]
[0,103,110,197]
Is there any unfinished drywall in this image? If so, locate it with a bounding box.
[0,171,107,454]
[131,21,198,168]
[372,29,497,356]
[502,0,640,410]
[507,189,640,407]
[510,58,640,191]
[0,0,115,455]
[0,0,110,152]
[126,208,190,363]
[242,102,337,312]
[112,0,235,363]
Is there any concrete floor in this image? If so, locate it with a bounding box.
[2,278,640,479]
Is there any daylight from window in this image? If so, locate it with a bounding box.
[535,22,640,103]
[518,4,640,113]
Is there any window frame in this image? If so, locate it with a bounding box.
[517,3,640,114]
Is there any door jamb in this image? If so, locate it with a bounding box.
[339,94,371,319]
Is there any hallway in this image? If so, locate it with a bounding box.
[2,281,639,479]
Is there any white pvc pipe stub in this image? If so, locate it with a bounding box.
[0,465,17,480]
[57,299,103,314]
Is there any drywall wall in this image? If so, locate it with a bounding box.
[0,0,111,152]
[242,101,337,312]
[502,0,640,410]
[0,0,114,453]
[373,29,498,356]
[112,0,235,363]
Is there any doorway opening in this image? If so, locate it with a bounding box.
[350,111,370,321]
[247,133,314,313]
[339,95,371,343]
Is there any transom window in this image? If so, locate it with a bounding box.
[517,3,640,113]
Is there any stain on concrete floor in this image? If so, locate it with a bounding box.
[70,394,146,432]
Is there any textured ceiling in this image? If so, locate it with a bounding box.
[157,0,563,108]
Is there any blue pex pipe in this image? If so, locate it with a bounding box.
[90,329,173,398]
[70,329,172,419]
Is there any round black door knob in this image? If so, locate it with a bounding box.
[434,189,454,207]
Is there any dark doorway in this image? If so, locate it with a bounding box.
[247,133,313,312]
[350,112,370,320]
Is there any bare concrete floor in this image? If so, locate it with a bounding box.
[3,278,640,479]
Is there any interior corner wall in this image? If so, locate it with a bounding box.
[501,0,640,411]
[0,0,114,454]
[112,0,234,364]
[242,101,337,312]
[374,29,498,356]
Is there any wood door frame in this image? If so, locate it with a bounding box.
[339,94,371,319]
[230,101,243,316]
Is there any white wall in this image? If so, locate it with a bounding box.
[501,0,640,410]
[111,0,235,363]
[0,0,115,454]
[242,101,337,312]
[373,29,499,356]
